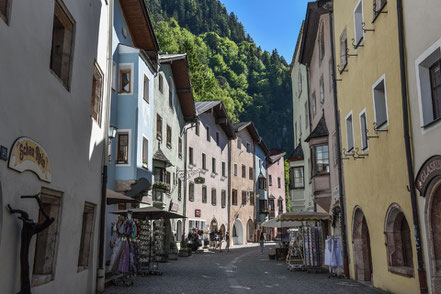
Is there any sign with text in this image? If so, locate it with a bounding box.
[416,155,441,196]
[8,137,51,182]
[195,209,201,217]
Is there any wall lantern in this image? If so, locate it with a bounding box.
[108,124,118,139]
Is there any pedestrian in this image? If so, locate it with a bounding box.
[260,231,265,254]
[218,231,223,252]
[225,232,230,252]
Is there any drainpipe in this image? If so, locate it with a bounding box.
[396,0,427,292]
[97,0,114,292]
[328,8,349,277]
[182,124,188,239]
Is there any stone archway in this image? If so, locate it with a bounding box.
[247,219,254,242]
[427,178,441,292]
[352,207,373,282]
[232,219,244,245]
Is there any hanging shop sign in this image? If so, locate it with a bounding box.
[195,209,201,217]
[8,137,51,182]
[194,176,205,184]
[415,155,441,196]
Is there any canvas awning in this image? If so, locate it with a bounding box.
[276,211,331,222]
[106,189,141,205]
[110,206,186,220]
[261,218,301,228]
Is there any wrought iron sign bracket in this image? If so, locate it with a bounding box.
[353,147,368,160]
[373,8,388,15]
[337,64,348,73]
[341,148,353,160]
[362,22,375,32]
[366,128,379,140]
[346,48,358,57]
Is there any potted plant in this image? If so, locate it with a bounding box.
[153,181,170,193]
[142,157,148,168]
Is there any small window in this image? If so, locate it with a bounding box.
[117,132,129,164]
[78,202,96,271]
[373,77,388,129]
[237,138,241,149]
[178,179,182,200]
[340,28,348,72]
[346,112,354,152]
[119,69,131,93]
[143,75,149,103]
[277,177,281,189]
[159,74,164,93]
[142,137,148,167]
[165,171,171,186]
[90,62,104,126]
[202,153,207,170]
[249,167,253,180]
[222,162,226,177]
[249,192,254,206]
[242,165,246,178]
[221,190,226,208]
[50,0,75,89]
[246,142,251,153]
[178,137,182,158]
[112,62,117,91]
[166,125,172,149]
[354,0,364,48]
[293,167,305,189]
[312,92,317,116]
[202,185,207,203]
[216,132,220,146]
[360,112,368,150]
[195,122,200,136]
[189,182,194,202]
[259,199,268,212]
[319,22,325,63]
[234,163,238,176]
[258,177,266,190]
[212,157,216,174]
[0,0,11,23]
[314,144,329,175]
[319,75,325,104]
[157,115,162,140]
[430,60,441,121]
[189,147,194,165]
[168,78,173,108]
[206,126,210,142]
[278,198,283,213]
[232,189,238,205]
[211,188,217,206]
[242,191,247,205]
[269,175,273,186]
[32,188,62,284]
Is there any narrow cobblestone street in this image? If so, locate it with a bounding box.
[105,244,385,294]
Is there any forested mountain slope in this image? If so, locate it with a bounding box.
[146,0,293,154]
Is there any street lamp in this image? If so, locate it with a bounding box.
[108,124,118,139]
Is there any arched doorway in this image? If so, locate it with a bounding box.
[427,178,441,292]
[247,219,254,242]
[232,219,243,245]
[220,224,226,238]
[352,207,373,282]
[176,220,182,242]
[210,218,218,232]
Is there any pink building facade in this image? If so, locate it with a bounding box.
[267,149,287,220]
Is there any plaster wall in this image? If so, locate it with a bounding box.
[334,0,419,292]
[267,157,286,218]
[0,0,109,292]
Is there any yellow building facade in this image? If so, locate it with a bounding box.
[333,0,419,292]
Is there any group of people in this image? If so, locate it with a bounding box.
[209,230,230,252]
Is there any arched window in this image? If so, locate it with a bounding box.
[385,204,413,273]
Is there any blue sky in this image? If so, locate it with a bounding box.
[220,0,308,63]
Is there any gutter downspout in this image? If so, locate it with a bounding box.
[396,1,427,292]
[97,0,114,292]
[182,125,188,239]
[328,9,349,278]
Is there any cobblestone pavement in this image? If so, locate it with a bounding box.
[105,244,386,294]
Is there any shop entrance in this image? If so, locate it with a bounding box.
[247,219,254,242]
[428,179,441,292]
[232,219,243,245]
[352,208,372,282]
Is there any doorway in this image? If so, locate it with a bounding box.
[352,207,373,282]
[232,219,243,245]
[427,179,441,292]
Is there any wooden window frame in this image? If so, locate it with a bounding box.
[241,191,247,205]
[242,165,246,178]
[90,61,104,126]
[117,132,129,164]
[293,167,305,189]
[211,188,217,206]
[429,59,441,121]
[232,189,238,206]
[189,182,194,202]
[119,69,131,93]
[156,115,163,140]
[221,190,226,208]
[189,147,194,165]
[202,185,207,203]
[249,167,253,180]
[313,144,330,176]
[143,74,149,103]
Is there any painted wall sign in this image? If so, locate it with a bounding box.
[415,155,441,196]
[195,209,201,217]
[8,137,51,182]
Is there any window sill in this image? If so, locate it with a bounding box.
[375,120,388,130]
[116,161,129,165]
[32,274,54,287]
[422,116,441,129]
[388,266,414,277]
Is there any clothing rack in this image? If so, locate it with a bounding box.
[325,235,344,279]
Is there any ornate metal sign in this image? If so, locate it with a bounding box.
[8,137,51,182]
[194,176,205,184]
[415,155,441,196]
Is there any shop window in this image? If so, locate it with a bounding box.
[359,111,368,150]
[178,179,182,200]
[90,62,104,126]
[232,189,238,205]
[258,178,266,190]
[278,177,281,188]
[178,137,182,158]
[216,132,220,146]
[142,137,148,168]
[354,0,364,48]
[119,69,131,93]
[212,157,216,174]
[222,162,226,177]
[242,165,246,178]
[372,76,388,129]
[346,112,355,152]
[293,167,304,189]
[221,190,226,208]
[202,185,207,203]
[195,122,200,136]
[269,175,273,186]
[143,74,149,103]
[168,78,173,109]
[156,115,162,140]
[189,182,194,202]
[385,204,414,275]
[249,167,253,180]
[319,22,325,63]
[373,0,387,20]
[117,132,129,164]
[50,0,75,89]
[320,75,325,104]
[242,191,247,205]
[32,188,63,285]
[166,125,172,149]
[202,153,207,170]
[159,73,163,93]
[78,202,96,271]
[249,192,254,206]
[211,188,217,206]
[313,144,329,175]
[206,126,210,142]
[234,163,238,176]
[189,147,193,165]
[340,29,348,72]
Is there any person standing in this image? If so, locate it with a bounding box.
[225,232,230,252]
[260,231,265,254]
